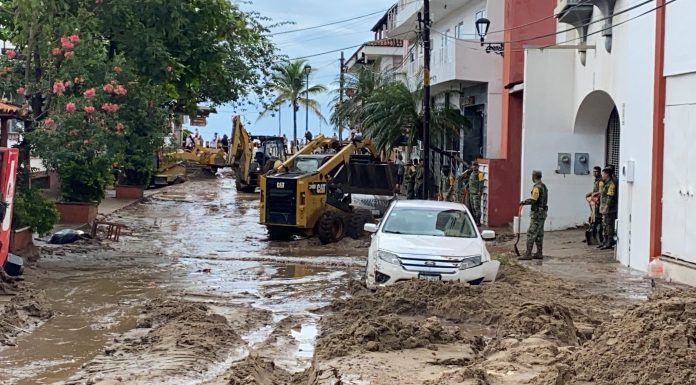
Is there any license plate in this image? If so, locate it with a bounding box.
[418,274,441,282]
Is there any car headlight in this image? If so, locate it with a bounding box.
[377,250,400,265]
[459,255,482,270]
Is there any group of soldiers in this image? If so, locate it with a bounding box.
[586,165,618,250]
[403,158,425,200]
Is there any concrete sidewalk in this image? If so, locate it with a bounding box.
[98,188,160,216]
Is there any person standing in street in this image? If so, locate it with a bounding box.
[221,134,230,154]
[599,167,618,250]
[519,170,548,260]
[585,166,604,245]
[467,162,484,226]
[305,130,313,143]
[414,158,424,199]
[395,155,405,192]
[406,160,417,199]
[211,132,219,148]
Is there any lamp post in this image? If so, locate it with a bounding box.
[304,64,312,137]
[475,17,504,56]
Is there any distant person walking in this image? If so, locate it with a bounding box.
[467,162,485,226]
[519,170,548,260]
[304,130,313,143]
[211,133,219,148]
[395,155,405,191]
[221,134,230,153]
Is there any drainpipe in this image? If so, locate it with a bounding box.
[649,0,666,262]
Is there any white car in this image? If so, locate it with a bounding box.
[363,200,500,288]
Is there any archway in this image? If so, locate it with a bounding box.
[574,90,620,168]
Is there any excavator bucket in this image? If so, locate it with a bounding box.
[342,163,396,196]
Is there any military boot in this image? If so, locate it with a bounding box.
[519,245,534,261]
[533,246,544,260]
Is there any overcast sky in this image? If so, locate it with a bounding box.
[189,0,395,142]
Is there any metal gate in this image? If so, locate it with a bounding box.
[606,108,620,168]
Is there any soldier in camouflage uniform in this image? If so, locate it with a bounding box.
[520,170,548,260]
[405,160,417,199]
[467,162,484,226]
[599,167,618,250]
[414,159,424,199]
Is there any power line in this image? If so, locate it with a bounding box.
[264,9,387,37]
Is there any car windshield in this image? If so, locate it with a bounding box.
[292,158,320,173]
[381,207,477,238]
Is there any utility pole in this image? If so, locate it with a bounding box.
[278,105,282,136]
[339,51,345,141]
[421,0,432,200]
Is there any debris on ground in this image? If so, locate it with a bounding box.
[49,229,89,245]
[534,289,696,385]
[226,353,308,385]
[0,288,53,346]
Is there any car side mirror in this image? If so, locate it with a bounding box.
[481,230,496,241]
[364,223,378,233]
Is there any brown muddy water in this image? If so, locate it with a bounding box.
[0,176,364,385]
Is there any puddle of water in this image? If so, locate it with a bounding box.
[292,323,318,360]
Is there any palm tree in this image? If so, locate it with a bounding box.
[362,79,469,155]
[260,60,327,148]
[330,63,385,135]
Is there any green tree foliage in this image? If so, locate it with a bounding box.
[362,79,470,155]
[330,64,385,133]
[12,188,59,236]
[260,60,327,146]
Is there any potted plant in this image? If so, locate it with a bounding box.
[11,188,59,251]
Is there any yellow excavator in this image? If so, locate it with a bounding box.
[259,136,395,244]
[229,116,287,192]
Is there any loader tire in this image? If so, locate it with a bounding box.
[318,213,345,245]
[347,210,371,239]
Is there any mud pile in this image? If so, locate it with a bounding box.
[536,289,696,385]
[67,299,242,384]
[0,287,53,346]
[227,354,308,385]
[317,265,618,360]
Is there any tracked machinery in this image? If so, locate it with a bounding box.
[259,137,396,244]
[229,116,287,193]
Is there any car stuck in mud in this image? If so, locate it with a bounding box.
[364,200,500,288]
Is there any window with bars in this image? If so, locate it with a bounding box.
[606,108,620,168]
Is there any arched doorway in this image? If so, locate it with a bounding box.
[574,90,620,168]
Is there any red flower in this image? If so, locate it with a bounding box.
[83,106,95,113]
[114,85,127,96]
[64,51,74,58]
[6,50,16,59]
[116,122,125,132]
[65,102,77,112]
[112,66,123,74]
[44,118,55,126]
[60,36,74,50]
[64,81,73,88]
[69,34,80,43]
[51,48,62,56]
[53,81,66,95]
[83,88,96,98]
[16,87,25,96]
[101,103,119,113]
[103,84,114,93]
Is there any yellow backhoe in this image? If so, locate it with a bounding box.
[229,116,287,193]
[259,137,395,244]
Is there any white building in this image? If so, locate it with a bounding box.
[345,7,406,75]
[385,0,504,164]
[521,0,695,284]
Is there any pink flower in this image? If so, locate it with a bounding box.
[83,88,96,97]
[83,106,95,113]
[83,139,91,145]
[65,102,77,112]
[60,37,74,49]
[101,103,119,113]
[114,85,127,95]
[64,51,74,58]
[116,122,125,132]
[64,80,72,88]
[112,66,122,74]
[69,34,80,43]
[103,84,114,93]
[16,87,25,96]
[51,48,62,56]
[53,81,66,95]
[6,50,16,59]
[44,118,55,126]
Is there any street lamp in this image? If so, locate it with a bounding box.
[303,64,312,136]
[475,17,504,56]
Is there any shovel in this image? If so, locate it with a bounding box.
[514,204,524,256]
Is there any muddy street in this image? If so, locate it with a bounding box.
[1,177,696,385]
[0,177,364,384]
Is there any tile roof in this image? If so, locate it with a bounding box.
[364,38,404,48]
